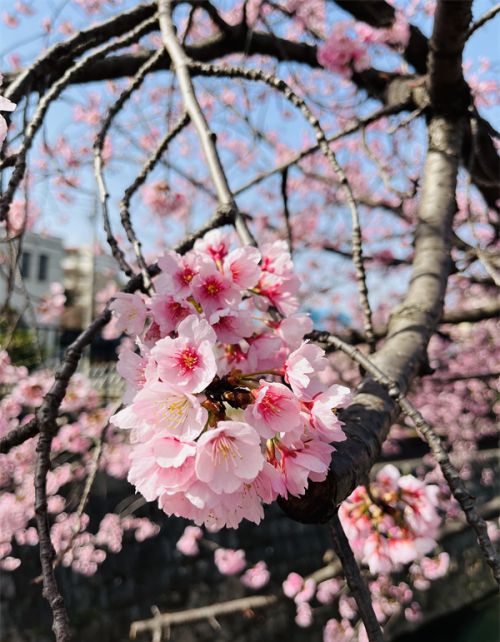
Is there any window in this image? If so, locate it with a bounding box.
[38,254,49,281]
[20,251,31,278]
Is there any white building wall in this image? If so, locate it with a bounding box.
[0,231,65,356]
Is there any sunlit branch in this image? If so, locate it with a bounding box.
[466,2,500,38]
[157,0,256,247]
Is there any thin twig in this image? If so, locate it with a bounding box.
[234,104,406,195]
[94,48,165,278]
[119,111,191,290]
[330,512,385,642]
[280,168,293,253]
[398,396,500,586]
[361,127,417,202]
[467,2,500,38]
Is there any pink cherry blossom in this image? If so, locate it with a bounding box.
[223,246,261,289]
[109,292,147,336]
[246,332,286,372]
[116,347,147,403]
[245,381,302,439]
[295,602,313,627]
[126,381,208,440]
[275,439,334,497]
[240,561,270,589]
[339,464,442,574]
[316,578,342,605]
[338,595,357,620]
[214,547,246,575]
[176,525,203,556]
[156,251,200,298]
[150,294,191,336]
[282,572,303,598]
[151,315,217,393]
[209,307,254,343]
[307,384,351,442]
[323,618,355,642]
[294,577,316,603]
[128,435,197,502]
[191,263,240,314]
[257,270,299,316]
[274,314,313,350]
[260,240,294,275]
[420,552,450,580]
[195,421,264,494]
[318,28,370,76]
[194,228,233,262]
[285,342,328,400]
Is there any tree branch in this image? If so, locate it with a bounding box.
[330,512,385,642]
[279,0,472,522]
[94,48,166,279]
[157,0,255,247]
[119,111,191,290]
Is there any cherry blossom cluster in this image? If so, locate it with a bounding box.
[281,567,425,637]
[317,12,409,77]
[176,525,270,590]
[321,575,422,642]
[281,561,444,640]
[339,464,442,575]
[0,351,158,574]
[110,229,351,529]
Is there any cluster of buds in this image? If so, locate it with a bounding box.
[339,464,442,574]
[110,229,351,529]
